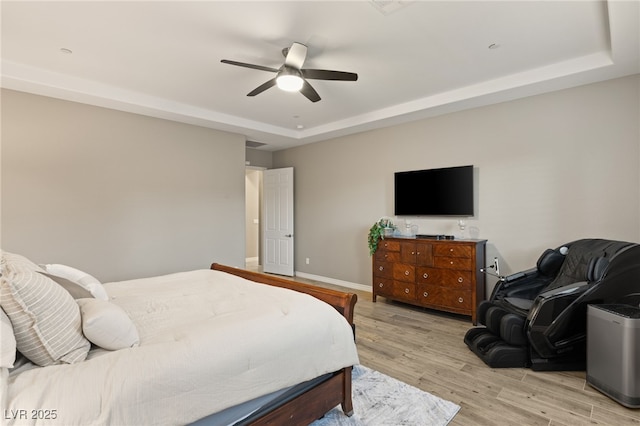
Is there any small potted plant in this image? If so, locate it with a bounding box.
[368,217,396,255]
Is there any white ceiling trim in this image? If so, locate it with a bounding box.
[298,51,618,143]
[1,0,638,151]
[1,60,301,141]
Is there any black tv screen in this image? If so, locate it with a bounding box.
[394,165,474,216]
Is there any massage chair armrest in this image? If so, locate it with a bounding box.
[504,268,538,284]
[527,281,589,358]
[490,268,549,301]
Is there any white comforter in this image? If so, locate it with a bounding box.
[3,269,359,425]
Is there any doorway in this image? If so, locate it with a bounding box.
[245,168,263,271]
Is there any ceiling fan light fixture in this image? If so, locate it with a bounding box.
[276,67,304,92]
[221,42,356,102]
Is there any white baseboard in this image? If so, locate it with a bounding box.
[295,271,372,293]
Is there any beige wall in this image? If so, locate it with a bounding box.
[1,89,247,282]
[273,75,640,293]
[3,75,638,290]
[246,148,273,169]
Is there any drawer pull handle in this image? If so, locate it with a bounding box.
[450,261,454,265]
[458,277,464,283]
[411,251,415,255]
[423,292,428,297]
[405,288,410,294]
[379,266,384,271]
[450,248,454,252]
[458,297,464,303]
[423,273,429,279]
[417,252,420,255]
[404,270,410,276]
[379,283,384,288]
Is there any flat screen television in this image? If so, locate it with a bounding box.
[394,165,474,216]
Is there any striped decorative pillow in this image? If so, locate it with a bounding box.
[1,251,45,274]
[0,252,90,366]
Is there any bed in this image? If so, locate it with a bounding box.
[0,251,359,425]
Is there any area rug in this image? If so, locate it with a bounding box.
[311,364,460,426]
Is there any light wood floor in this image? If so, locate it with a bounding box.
[265,269,640,425]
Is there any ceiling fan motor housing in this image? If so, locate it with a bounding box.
[221,42,358,102]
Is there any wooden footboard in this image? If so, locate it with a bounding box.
[247,367,353,425]
[210,263,357,325]
[210,263,357,424]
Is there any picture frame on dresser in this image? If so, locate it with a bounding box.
[372,237,487,324]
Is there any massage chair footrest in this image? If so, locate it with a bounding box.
[529,351,586,371]
[464,327,531,368]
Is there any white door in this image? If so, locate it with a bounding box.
[262,167,294,276]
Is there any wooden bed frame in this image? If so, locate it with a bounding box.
[211,263,358,425]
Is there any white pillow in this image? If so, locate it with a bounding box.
[76,298,140,351]
[0,308,16,368]
[1,256,90,366]
[42,264,109,301]
[39,271,94,299]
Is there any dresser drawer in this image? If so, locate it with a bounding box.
[434,256,473,271]
[434,244,473,258]
[440,269,473,288]
[393,263,415,282]
[375,249,401,263]
[378,240,400,252]
[375,277,415,300]
[441,288,473,311]
[416,284,443,306]
[374,261,393,278]
[416,267,442,284]
[387,281,416,300]
[373,277,393,296]
[417,267,472,288]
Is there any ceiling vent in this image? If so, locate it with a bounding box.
[245,140,267,148]
[369,0,414,16]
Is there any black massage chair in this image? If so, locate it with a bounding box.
[464,238,640,371]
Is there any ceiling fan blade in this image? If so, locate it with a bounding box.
[302,69,358,81]
[247,78,277,97]
[300,80,321,103]
[284,42,307,69]
[221,59,279,73]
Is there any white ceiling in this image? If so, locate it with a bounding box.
[2,1,639,151]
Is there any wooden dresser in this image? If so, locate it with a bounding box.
[372,237,486,324]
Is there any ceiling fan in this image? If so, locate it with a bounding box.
[221,42,358,103]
